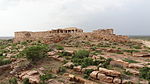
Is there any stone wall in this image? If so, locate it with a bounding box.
[13,28,129,43]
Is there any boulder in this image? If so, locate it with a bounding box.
[63,62,74,68]
[99,68,121,77]
[82,66,97,72]
[126,69,139,75]
[73,66,82,72]
[90,71,99,79]
[97,73,113,83]
[128,63,144,69]
[110,60,129,68]
[113,78,122,84]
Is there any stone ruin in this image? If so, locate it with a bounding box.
[13,27,129,43]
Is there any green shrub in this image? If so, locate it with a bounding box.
[23,44,48,62]
[84,69,94,79]
[81,58,94,68]
[91,46,97,50]
[56,45,64,50]
[132,45,141,49]
[73,50,89,59]
[23,78,30,84]
[100,58,113,68]
[124,70,133,76]
[0,59,12,66]
[58,66,66,74]
[40,74,53,81]
[59,51,72,57]
[116,52,124,54]
[139,67,150,81]
[72,57,101,68]
[123,58,139,63]
[9,77,18,84]
[123,50,140,53]
[20,41,28,45]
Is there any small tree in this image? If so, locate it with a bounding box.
[140,67,150,81]
[23,78,30,84]
[24,44,48,62]
[9,77,18,84]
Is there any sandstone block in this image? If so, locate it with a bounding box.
[73,66,82,72]
[128,63,144,69]
[97,73,113,83]
[90,71,99,79]
[99,67,121,77]
[113,78,122,84]
[82,66,97,72]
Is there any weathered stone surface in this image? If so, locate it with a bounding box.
[48,51,57,56]
[65,50,74,54]
[99,68,121,77]
[128,63,144,69]
[91,55,100,60]
[39,67,45,71]
[113,78,122,84]
[133,53,150,57]
[82,66,97,72]
[90,71,99,79]
[64,73,97,84]
[73,66,82,72]
[50,55,64,62]
[63,62,74,68]
[110,59,129,68]
[122,80,134,84]
[10,66,21,74]
[107,49,121,53]
[97,73,113,83]
[147,65,150,68]
[139,80,149,84]
[0,64,11,74]
[19,70,40,84]
[48,79,64,84]
[75,76,87,84]
[126,69,139,75]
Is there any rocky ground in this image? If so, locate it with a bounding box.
[0,37,150,84]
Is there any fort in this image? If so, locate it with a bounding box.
[14,27,129,43]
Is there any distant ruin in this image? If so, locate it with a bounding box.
[14,27,129,43]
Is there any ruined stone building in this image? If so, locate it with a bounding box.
[14,27,129,43]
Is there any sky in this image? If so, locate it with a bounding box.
[0,0,150,36]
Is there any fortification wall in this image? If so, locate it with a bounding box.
[14,28,129,43]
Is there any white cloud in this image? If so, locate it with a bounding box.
[0,0,149,36]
